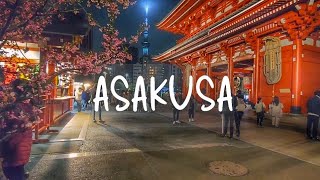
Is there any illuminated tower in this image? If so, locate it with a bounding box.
[141,2,150,63]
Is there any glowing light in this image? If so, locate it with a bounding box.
[17,63,25,67]
[68,153,79,158]
[145,5,149,15]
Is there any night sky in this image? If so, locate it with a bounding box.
[92,0,182,57]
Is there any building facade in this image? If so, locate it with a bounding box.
[154,0,320,114]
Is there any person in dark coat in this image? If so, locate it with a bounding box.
[172,92,182,124]
[90,85,104,123]
[221,92,238,139]
[137,90,143,112]
[188,95,195,122]
[2,79,38,180]
[81,90,89,111]
[2,102,35,180]
[306,90,320,141]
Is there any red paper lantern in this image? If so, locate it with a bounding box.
[243,77,252,89]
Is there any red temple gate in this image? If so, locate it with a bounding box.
[154,0,320,114]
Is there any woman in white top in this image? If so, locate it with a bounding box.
[235,94,246,137]
[269,96,284,128]
[75,88,83,112]
[255,97,266,127]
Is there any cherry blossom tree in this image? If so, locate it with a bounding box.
[0,0,143,142]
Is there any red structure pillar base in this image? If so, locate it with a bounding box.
[33,138,49,144]
[48,129,59,133]
[290,106,301,114]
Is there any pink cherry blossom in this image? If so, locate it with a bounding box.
[0,0,142,136]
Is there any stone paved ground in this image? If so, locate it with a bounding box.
[156,107,320,166]
[26,108,320,180]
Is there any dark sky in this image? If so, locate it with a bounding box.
[90,0,178,58]
[116,0,182,56]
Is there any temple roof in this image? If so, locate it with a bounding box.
[157,0,206,31]
[154,0,298,62]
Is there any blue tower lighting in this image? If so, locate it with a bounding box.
[142,0,150,57]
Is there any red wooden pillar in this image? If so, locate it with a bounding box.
[290,38,303,114]
[192,64,197,98]
[183,72,187,98]
[206,58,212,97]
[253,39,261,103]
[214,78,218,100]
[175,62,187,98]
[48,62,56,98]
[47,62,56,125]
[69,79,74,110]
[227,47,234,94]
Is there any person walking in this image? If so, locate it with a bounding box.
[172,92,182,124]
[306,90,320,141]
[90,85,104,123]
[221,93,237,139]
[93,100,103,123]
[269,96,284,128]
[188,95,195,122]
[2,105,33,180]
[85,89,90,108]
[235,94,246,137]
[255,97,266,127]
[146,91,152,113]
[75,88,82,112]
[137,90,143,112]
[81,89,89,111]
[2,80,38,180]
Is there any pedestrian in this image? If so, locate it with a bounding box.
[2,80,37,180]
[137,90,143,112]
[91,86,104,123]
[221,92,237,139]
[255,97,266,127]
[81,89,88,111]
[172,92,182,124]
[146,91,151,112]
[127,91,133,111]
[269,96,284,128]
[124,91,130,111]
[306,90,320,141]
[235,93,246,137]
[188,95,195,122]
[2,104,33,180]
[85,89,90,108]
[75,88,82,112]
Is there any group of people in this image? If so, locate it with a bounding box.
[221,92,287,139]
[170,92,196,125]
[168,90,285,138]
[218,90,320,141]
[255,96,284,128]
[220,90,246,138]
[170,89,287,139]
[74,87,91,112]
[75,85,320,141]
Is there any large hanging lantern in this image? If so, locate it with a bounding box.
[243,76,252,89]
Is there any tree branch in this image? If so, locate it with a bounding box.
[0,0,21,44]
[7,0,50,32]
[46,68,80,83]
